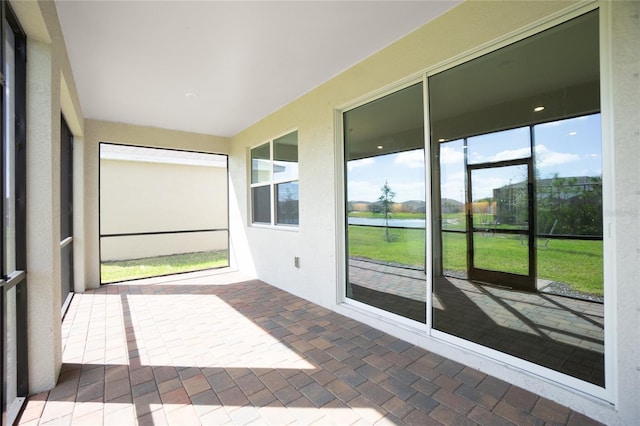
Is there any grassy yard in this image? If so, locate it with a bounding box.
[101,250,228,284]
[348,225,426,268]
[348,225,603,296]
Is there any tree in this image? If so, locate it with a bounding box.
[536,174,602,236]
[378,180,396,242]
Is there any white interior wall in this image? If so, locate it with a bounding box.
[229,1,639,424]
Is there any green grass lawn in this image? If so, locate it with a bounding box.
[348,225,603,296]
[348,225,426,268]
[101,250,228,284]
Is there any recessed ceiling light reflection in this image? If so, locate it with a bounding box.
[377,145,383,150]
[569,132,577,136]
[438,138,446,142]
[534,106,545,112]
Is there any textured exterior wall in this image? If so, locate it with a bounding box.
[229,1,639,424]
[100,158,228,261]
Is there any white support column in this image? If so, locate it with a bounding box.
[26,39,62,393]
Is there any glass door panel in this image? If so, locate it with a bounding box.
[470,165,529,232]
[430,9,603,386]
[468,163,533,289]
[344,83,426,323]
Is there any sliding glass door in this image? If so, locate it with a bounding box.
[343,8,605,388]
[344,83,426,323]
[429,10,604,386]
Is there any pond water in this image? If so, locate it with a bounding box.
[347,217,425,229]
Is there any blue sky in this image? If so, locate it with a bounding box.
[347,114,602,202]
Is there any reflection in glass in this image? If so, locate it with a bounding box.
[4,23,16,274]
[251,142,271,184]
[471,165,529,230]
[276,182,299,225]
[430,10,604,386]
[344,83,426,322]
[534,114,603,296]
[467,127,530,165]
[439,139,467,278]
[252,186,271,224]
[274,131,299,182]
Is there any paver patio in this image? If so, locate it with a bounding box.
[349,258,604,385]
[17,269,602,425]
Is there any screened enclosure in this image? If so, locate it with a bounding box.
[99,144,229,283]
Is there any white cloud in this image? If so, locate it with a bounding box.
[471,176,510,200]
[537,120,564,128]
[492,147,530,162]
[440,171,465,201]
[347,180,381,202]
[534,145,579,168]
[393,150,425,168]
[439,145,464,165]
[470,145,579,169]
[390,181,425,202]
[347,157,375,172]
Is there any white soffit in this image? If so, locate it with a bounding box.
[55,1,461,137]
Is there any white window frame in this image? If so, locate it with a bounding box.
[250,130,299,229]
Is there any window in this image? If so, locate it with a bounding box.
[250,131,299,226]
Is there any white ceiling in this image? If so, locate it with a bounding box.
[55,0,461,137]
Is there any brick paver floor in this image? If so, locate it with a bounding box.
[349,258,604,385]
[17,269,602,425]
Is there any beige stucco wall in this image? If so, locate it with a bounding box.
[607,1,640,422]
[100,158,228,261]
[229,1,639,424]
[10,0,85,394]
